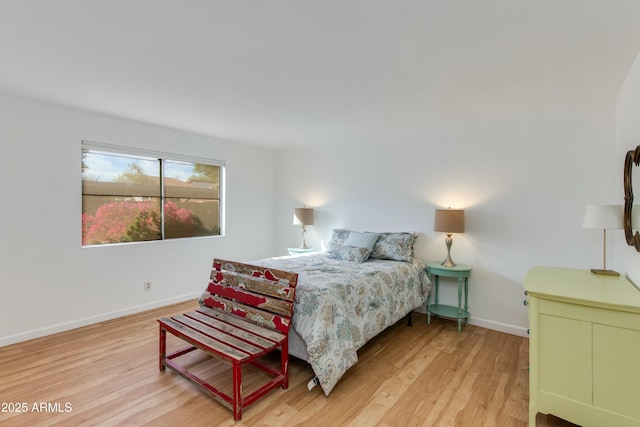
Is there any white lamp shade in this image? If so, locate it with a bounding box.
[582,205,623,230]
[293,208,314,226]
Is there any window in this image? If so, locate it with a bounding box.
[81,141,224,246]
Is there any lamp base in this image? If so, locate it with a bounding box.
[440,233,457,267]
[440,256,457,268]
[299,225,308,249]
[590,268,620,277]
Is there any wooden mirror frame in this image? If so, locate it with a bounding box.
[624,145,640,251]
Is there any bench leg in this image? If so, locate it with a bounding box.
[159,324,166,372]
[281,341,289,389]
[232,362,242,421]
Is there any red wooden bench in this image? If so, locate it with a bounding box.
[158,258,298,421]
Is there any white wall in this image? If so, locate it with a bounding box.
[0,83,624,346]
[0,92,275,346]
[617,50,640,284]
[274,107,619,336]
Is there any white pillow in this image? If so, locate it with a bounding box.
[344,231,379,251]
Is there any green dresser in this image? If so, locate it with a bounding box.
[524,266,640,427]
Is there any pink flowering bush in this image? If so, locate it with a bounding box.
[82,200,207,245]
[164,201,208,239]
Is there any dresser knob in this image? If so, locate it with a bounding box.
[523,299,528,306]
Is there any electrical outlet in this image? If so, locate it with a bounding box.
[144,281,152,292]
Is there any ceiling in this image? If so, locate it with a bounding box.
[1,0,640,150]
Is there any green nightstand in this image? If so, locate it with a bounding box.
[426,262,473,332]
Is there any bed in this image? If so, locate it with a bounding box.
[251,229,432,396]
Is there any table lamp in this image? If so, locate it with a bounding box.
[293,207,314,249]
[434,208,465,267]
[583,204,623,276]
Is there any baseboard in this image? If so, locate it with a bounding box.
[0,292,201,348]
[4,297,530,348]
[413,307,529,338]
[468,317,529,337]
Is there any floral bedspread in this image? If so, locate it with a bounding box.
[253,254,431,396]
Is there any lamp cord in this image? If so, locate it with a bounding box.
[603,228,607,271]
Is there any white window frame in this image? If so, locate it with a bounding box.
[81,140,225,246]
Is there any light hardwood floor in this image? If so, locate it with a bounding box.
[0,301,577,426]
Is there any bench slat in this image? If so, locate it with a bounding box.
[185,310,279,349]
[159,317,250,362]
[209,269,296,303]
[172,314,267,354]
[195,306,285,342]
[206,280,293,317]
[201,293,291,335]
[214,259,298,288]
